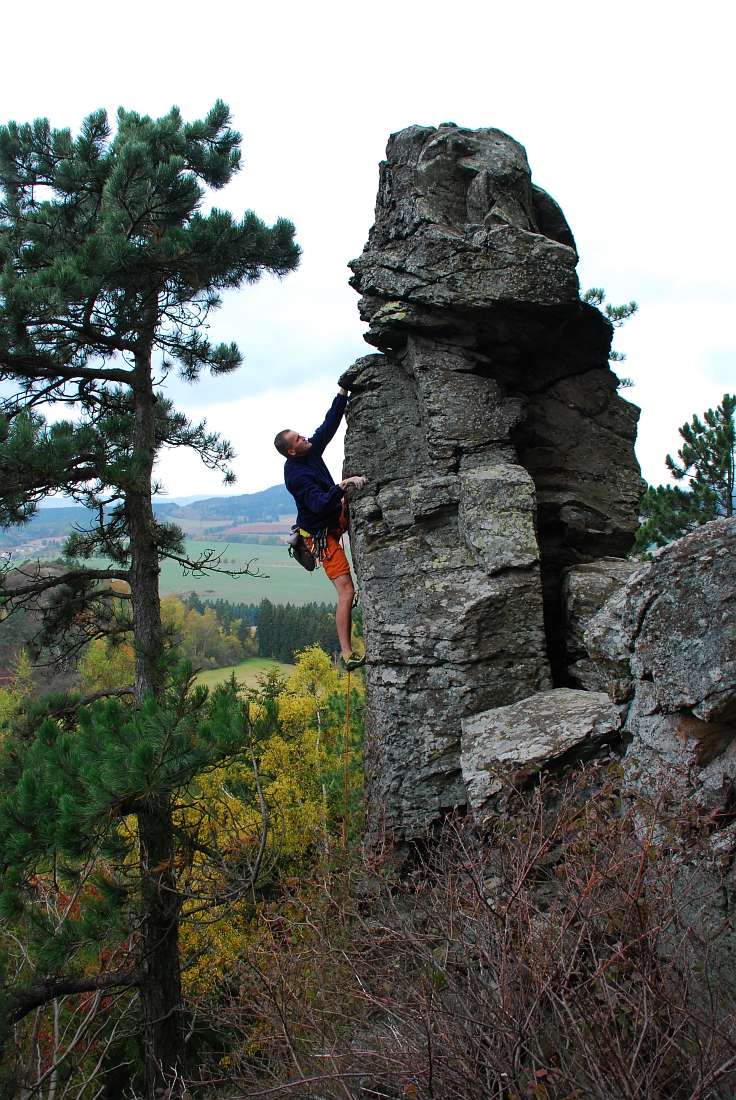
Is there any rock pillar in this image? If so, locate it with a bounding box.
[342,124,644,844]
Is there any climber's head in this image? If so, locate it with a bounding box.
[274,429,311,458]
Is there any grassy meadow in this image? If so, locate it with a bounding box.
[40,540,348,606]
[194,657,295,689]
[159,541,347,605]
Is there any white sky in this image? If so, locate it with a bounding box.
[2,0,734,497]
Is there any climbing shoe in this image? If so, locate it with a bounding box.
[342,651,366,672]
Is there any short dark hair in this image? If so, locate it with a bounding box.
[274,429,292,457]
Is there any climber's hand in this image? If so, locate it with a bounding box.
[338,365,368,393]
[341,475,367,490]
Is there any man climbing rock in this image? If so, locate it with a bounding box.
[274,385,366,671]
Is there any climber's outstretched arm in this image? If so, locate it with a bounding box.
[308,391,348,456]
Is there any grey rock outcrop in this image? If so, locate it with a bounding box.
[586,519,736,814]
[461,688,624,822]
[562,558,641,690]
[343,124,645,843]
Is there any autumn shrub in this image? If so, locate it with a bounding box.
[191,759,736,1100]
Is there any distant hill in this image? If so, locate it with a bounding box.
[0,485,296,555]
[0,507,87,555]
[155,484,295,527]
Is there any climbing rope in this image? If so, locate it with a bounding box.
[343,668,351,858]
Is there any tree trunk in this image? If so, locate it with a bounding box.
[130,349,165,704]
[138,804,185,1099]
[129,346,186,1098]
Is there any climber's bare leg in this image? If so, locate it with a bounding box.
[332,572,355,659]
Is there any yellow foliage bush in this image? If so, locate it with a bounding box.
[164,596,245,668]
[0,650,35,735]
[180,645,364,1003]
[76,597,250,693]
[161,594,186,633]
[79,638,136,691]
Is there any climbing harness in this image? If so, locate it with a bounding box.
[311,527,330,563]
[287,523,339,572]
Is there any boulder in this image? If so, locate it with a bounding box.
[562,558,641,689]
[586,518,736,812]
[461,688,623,820]
[586,519,736,720]
[344,124,644,842]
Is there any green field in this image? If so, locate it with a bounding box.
[18,538,346,607]
[160,541,348,605]
[195,657,294,689]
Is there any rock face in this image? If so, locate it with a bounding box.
[586,519,736,814]
[343,124,645,843]
[461,688,624,822]
[561,558,640,690]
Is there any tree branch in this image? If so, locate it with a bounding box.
[8,967,141,1025]
[41,686,135,722]
[169,821,225,866]
[162,548,267,580]
[0,358,134,386]
[1,566,130,603]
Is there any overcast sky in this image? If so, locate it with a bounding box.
[2,0,733,498]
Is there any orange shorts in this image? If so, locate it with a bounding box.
[305,505,351,581]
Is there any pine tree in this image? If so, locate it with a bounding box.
[581,287,638,388]
[273,605,286,661]
[258,598,274,658]
[0,101,299,700]
[633,483,718,550]
[666,394,735,517]
[0,669,281,1097]
[635,394,735,550]
[254,600,340,663]
[0,103,299,1097]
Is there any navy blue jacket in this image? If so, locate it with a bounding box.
[284,393,348,534]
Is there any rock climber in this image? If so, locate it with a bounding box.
[274,384,366,671]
